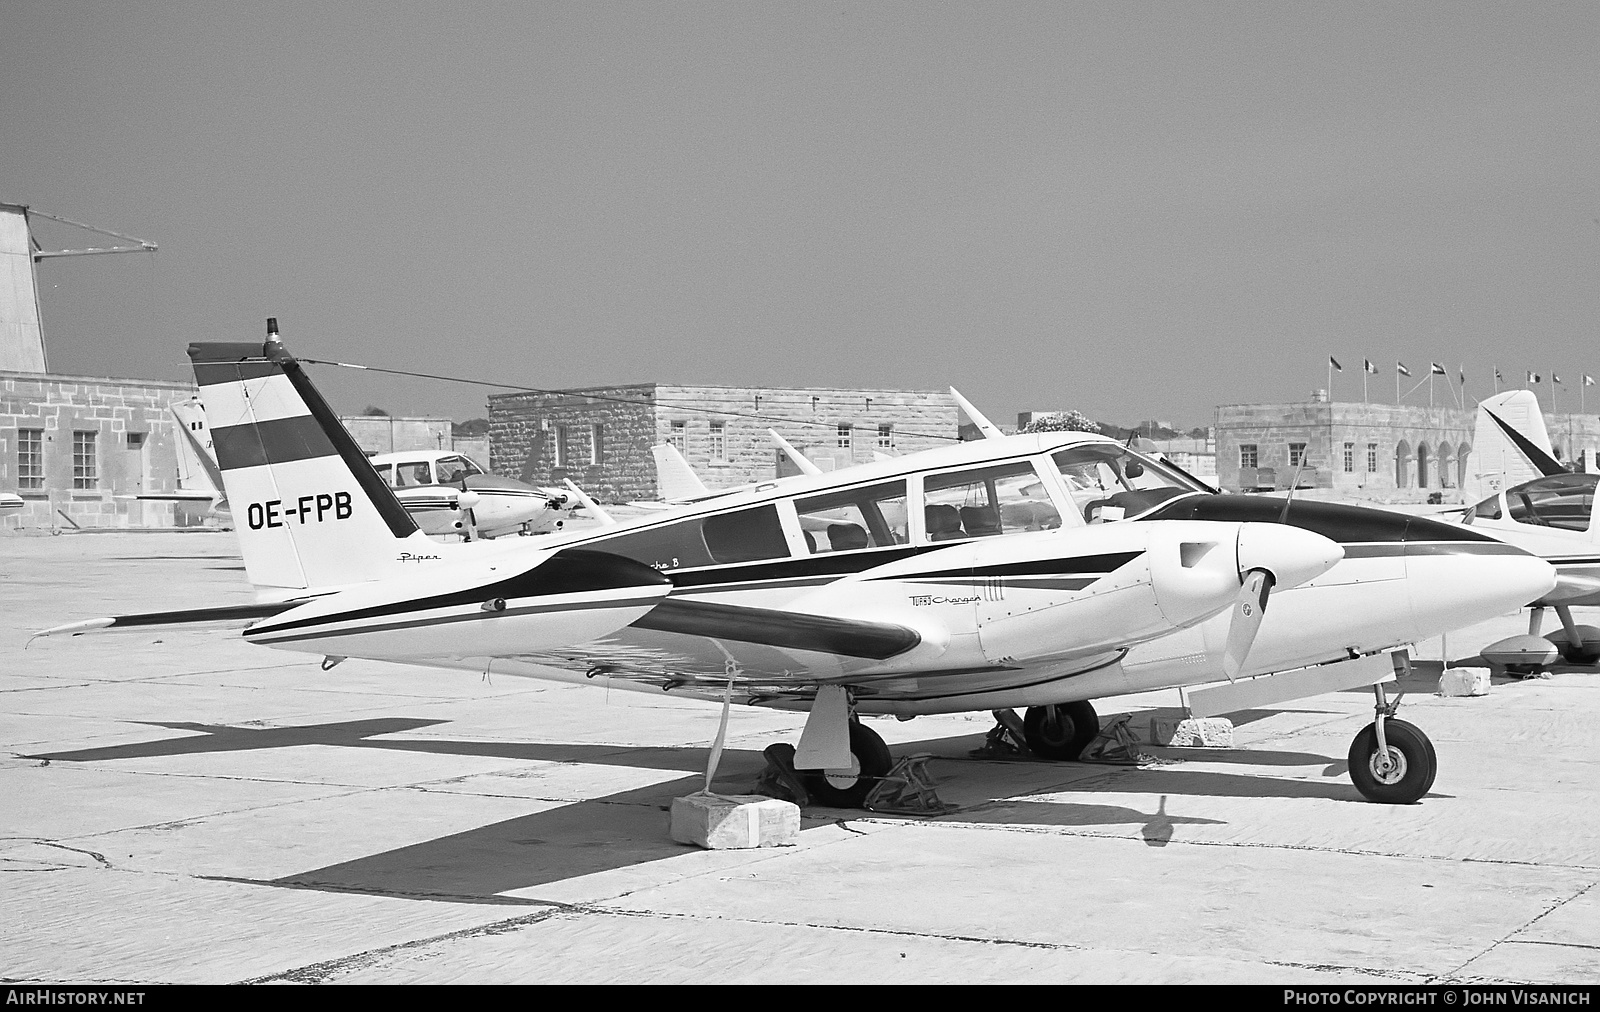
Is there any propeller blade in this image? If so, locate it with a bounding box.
[1222,568,1275,680]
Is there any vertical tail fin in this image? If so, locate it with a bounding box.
[1464,390,1563,503]
[188,323,423,592]
[168,396,227,506]
[651,443,711,501]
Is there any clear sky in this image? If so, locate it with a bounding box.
[4,1,1598,428]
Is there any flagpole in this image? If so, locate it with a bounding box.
[1363,368,1368,405]
[1493,365,1499,395]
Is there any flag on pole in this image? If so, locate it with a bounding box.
[1553,373,1563,385]
[1528,371,1541,384]
[1495,368,1503,381]
[1458,365,1466,385]
[1585,375,1596,387]
[1363,359,1378,374]
[1430,363,1446,376]
[1329,355,1342,371]
[1397,362,1412,377]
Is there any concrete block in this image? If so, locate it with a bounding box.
[670,793,800,850]
[1149,716,1234,747]
[1438,667,1490,697]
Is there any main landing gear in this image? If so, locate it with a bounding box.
[1022,701,1101,761]
[768,686,894,809]
[802,720,893,808]
[1348,680,1436,804]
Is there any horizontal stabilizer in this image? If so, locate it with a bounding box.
[631,597,920,659]
[33,602,299,640]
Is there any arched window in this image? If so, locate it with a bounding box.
[1395,440,1411,488]
[1417,443,1431,488]
[1457,443,1472,489]
[1438,442,1454,488]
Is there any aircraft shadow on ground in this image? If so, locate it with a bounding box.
[30,716,1371,903]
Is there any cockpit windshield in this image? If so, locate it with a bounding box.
[1468,472,1598,532]
[435,455,485,484]
[1051,444,1210,523]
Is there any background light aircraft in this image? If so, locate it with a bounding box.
[1448,390,1600,672]
[39,325,1557,809]
[120,397,230,517]
[368,448,581,539]
[1,492,23,516]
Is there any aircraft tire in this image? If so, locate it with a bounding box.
[1348,719,1436,804]
[1022,701,1099,761]
[803,721,893,809]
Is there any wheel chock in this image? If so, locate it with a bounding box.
[968,708,1029,758]
[864,754,953,815]
[1079,714,1149,766]
[754,742,812,808]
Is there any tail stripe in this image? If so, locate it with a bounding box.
[211,416,337,470]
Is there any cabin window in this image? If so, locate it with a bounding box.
[374,462,394,486]
[795,480,909,554]
[592,503,789,572]
[395,462,432,487]
[1468,495,1502,522]
[924,460,1059,541]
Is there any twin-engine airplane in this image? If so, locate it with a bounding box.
[37,324,1557,807]
[1451,390,1600,672]
[369,448,582,539]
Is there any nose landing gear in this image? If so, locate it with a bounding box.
[1348,679,1437,804]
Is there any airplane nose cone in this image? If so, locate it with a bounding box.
[1405,545,1556,637]
[1235,522,1344,590]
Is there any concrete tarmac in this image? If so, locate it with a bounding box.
[2,531,1597,984]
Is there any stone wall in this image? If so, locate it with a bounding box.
[487,383,961,501]
[653,385,959,493]
[339,416,455,455]
[488,385,658,500]
[1,370,195,529]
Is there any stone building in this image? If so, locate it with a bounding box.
[1215,398,1600,502]
[2,369,198,529]
[489,384,959,501]
[2,202,202,530]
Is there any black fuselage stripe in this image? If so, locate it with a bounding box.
[246,595,663,644]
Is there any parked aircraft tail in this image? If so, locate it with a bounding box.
[168,396,228,509]
[651,443,711,502]
[1463,390,1563,504]
[188,322,432,593]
